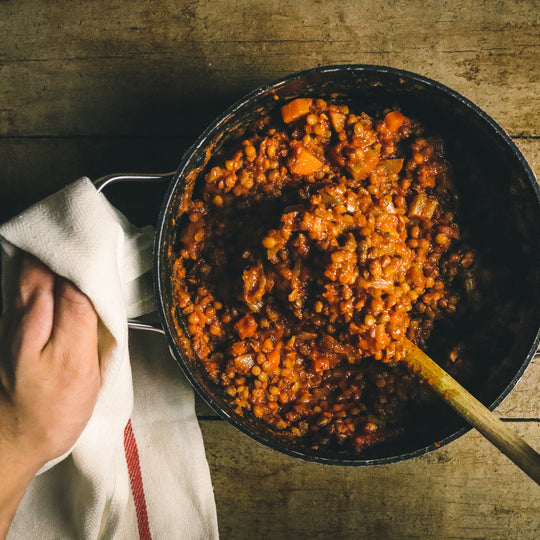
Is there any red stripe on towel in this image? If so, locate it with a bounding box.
[124,419,152,540]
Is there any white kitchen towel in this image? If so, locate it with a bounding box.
[0,177,218,539]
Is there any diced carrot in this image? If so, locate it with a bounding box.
[264,342,282,372]
[281,98,313,123]
[235,313,258,339]
[313,355,330,372]
[384,110,406,132]
[329,111,346,132]
[289,146,323,175]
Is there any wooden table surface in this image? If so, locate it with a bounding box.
[1,1,539,538]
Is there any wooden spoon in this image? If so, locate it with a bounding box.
[402,338,540,484]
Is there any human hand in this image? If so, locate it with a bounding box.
[0,253,100,538]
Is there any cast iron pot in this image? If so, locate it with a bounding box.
[97,65,540,465]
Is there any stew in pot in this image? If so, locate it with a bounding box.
[170,98,477,453]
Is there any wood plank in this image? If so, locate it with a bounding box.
[2,0,537,58]
[201,419,539,539]
[0,1,538,136]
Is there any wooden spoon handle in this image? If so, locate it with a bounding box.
[403,338,540,484]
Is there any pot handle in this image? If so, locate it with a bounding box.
[127,320,166,335]
[94,172,175,335]
[94,172,175,193]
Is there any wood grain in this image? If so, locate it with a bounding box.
[201,420,539,539]
[0,1,538,137]
[1,1,539,538]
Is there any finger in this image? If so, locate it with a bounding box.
[15,254,56,349]
[15,253,56,310]
[49,277,98,352]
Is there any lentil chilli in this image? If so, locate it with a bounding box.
[171,97,476,453]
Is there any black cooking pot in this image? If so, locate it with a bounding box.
[98,65,540,465]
